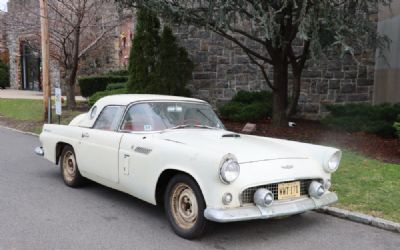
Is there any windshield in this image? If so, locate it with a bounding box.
[121,102,225,132]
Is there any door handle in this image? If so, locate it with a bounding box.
[123,154,130,175]
[81,132,90,138]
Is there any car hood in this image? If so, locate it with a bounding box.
[158,129,308,163]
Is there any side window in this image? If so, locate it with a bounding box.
[93,106,125,131]
[121,103,169,132]
[89,106,97,120]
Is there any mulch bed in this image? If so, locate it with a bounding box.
[223,119,400,164]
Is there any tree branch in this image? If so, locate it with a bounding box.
[244,50,275,91]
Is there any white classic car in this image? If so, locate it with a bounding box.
[35,94,341,239]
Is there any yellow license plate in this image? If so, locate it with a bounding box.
[278,181,300,200]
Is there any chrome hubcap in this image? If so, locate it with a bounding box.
[171,183,198,229]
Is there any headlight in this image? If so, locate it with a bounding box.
[219,155,240,184]
[324,151,341,173]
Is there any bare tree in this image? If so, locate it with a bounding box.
[6,0,119,108]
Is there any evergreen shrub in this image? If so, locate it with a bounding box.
[323,103,400,137]
[78,76,128,97]
[88,88,127,106]
[127,9,193,96]
[0,60,10,89]
[219,91,273,122]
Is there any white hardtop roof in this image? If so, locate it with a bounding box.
[95,94,207,107]
[75,94,208,128]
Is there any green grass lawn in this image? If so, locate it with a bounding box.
[0,98,86,134]
[332,151,400,222]
[0,99,44,121]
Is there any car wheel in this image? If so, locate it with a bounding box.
[60,145,84,187]
[164,174,208,239]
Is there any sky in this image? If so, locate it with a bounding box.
[0,0,7,12]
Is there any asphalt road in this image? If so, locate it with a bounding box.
[0,127,399,250]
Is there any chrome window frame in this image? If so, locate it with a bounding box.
[117,100,225,134]
[92,105,126,131]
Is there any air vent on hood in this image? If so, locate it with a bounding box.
[221,133,241,138]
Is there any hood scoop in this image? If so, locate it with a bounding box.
[221,133,241,138]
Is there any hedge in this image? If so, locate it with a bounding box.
[218,90,272,122]
[78,76,128,97]
[323,103,400,137]
[394,115,400,139]
[106,82,126,91]
[0,60,10,89]
[88,88,127,106]
[106,69,128,76]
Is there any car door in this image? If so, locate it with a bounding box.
[117,103,163,201]
[77,105,125,183]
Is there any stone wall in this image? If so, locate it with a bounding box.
[4,0,377,117]
[0,11,8,63]
[172,25,375,118]
[5,0,128,92]
[172,25,270,108]
[77,7,132,77]
[5,0,60,90]
[374,0,400,104]
[297,52,375,119]
[5,24,19,89]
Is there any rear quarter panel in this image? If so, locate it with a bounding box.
[40,124,82,164]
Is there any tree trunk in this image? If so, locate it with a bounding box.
[66,27,81,109]
[287,69,301,117]
[65,67,77,109]
[272,60,289,127]
[66,79,76,109]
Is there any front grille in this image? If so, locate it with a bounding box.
[240,179,315,205]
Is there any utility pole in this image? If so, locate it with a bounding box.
[39,0,51,123]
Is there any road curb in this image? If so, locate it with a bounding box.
[318,207,400,233]
[0,125,39,137]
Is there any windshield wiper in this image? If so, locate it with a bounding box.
[165,124,219,131]
[193,125,219,129]
[168,124,192,130]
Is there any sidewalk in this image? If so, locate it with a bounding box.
[0,89,86,101]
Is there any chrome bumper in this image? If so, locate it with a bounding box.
[34,146,44,156]
[204,192,338,223]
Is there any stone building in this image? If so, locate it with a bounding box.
[4,0,133,92]
[3,0,399,118]
[0,10,8,63]
[5,0,44,90]
[173,25,376,118]
[170,3,398,118]
[374,1,400,104]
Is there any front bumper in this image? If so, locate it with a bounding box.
[34,146,44,156]
[204,191,338,223]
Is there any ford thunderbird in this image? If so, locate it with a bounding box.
[35,94,341,239]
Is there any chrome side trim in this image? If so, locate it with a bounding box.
[134,146,152,155]
[34,147,44,156]
[204,192,338,223]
